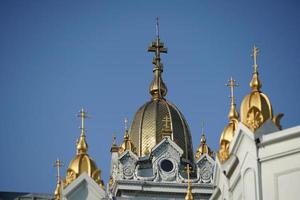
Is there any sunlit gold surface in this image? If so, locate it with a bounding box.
[240,46,282,132]
[64,109,104,189]
[185,164,194,200]
[217,78,239,163]
[195,124,213,160]
[129,20,193,160]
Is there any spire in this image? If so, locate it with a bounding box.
[195,122,213,160]
[148,17,168,100]
[200,122,206,143]
[161,114,172,138]
[76,108,89,154]
[53,158,63,200]
[185,164,194,200]
[250,45,262,91]
[119,118,136,154]
[226,77,239,121]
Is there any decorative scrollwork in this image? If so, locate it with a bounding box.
[246,107,264,131]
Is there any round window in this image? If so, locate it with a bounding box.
[160,159,174,172]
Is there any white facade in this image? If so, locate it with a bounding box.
[211,122,300,200]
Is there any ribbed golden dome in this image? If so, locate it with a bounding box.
[129,24,193,161]
[65,154,104,188]
[240,46,282,132]
[195,133,213,160]
[129,99,193,160]
[64,109,104,189]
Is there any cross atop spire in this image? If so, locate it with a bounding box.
[53,158,63,200]
[226,77,239,105]
[76,108,89,154]
[252,45,260,73]
[148,18,168,99]
[77,108,89,132]
[54,158,63,182]
[226,77,239,121]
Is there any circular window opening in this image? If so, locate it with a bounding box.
[161,159,174,172]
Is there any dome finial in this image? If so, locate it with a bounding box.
[53,158,63,200]
[250,45,262,91]
[148,18,168,100]
[226,77,239,121]
[119,118,137,154]
[200,121,205,143]
[185,164,194,200]
[195,122,213,160]
[76,108,89,154]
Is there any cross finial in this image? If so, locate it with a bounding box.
[54,158,63,182]
[226,77,239,105]
[77,108,89,131]
[124,117,128,131]
[252,45,260,73]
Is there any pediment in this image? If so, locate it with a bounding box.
[151,137,183,160]
[63,172,105,200]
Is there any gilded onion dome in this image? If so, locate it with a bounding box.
[240,46,283,132]
[195,125,213,160]
[217,78,239,163]
[64,109,104,189]
[129,19,194,160]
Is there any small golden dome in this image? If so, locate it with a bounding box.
[118,129,137,154]
[195,133,213,160]
[65,154,104,188]
[64,109,104,189]
[240,46,282,132]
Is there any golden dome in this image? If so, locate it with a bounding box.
[64,109,104,189]
[129,98,193,160]
[240,46,282,132]
[129,24,193,160]
[217,78,239,163]
[195,133,213,160]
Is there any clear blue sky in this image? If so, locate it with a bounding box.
[0,0,299,194]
